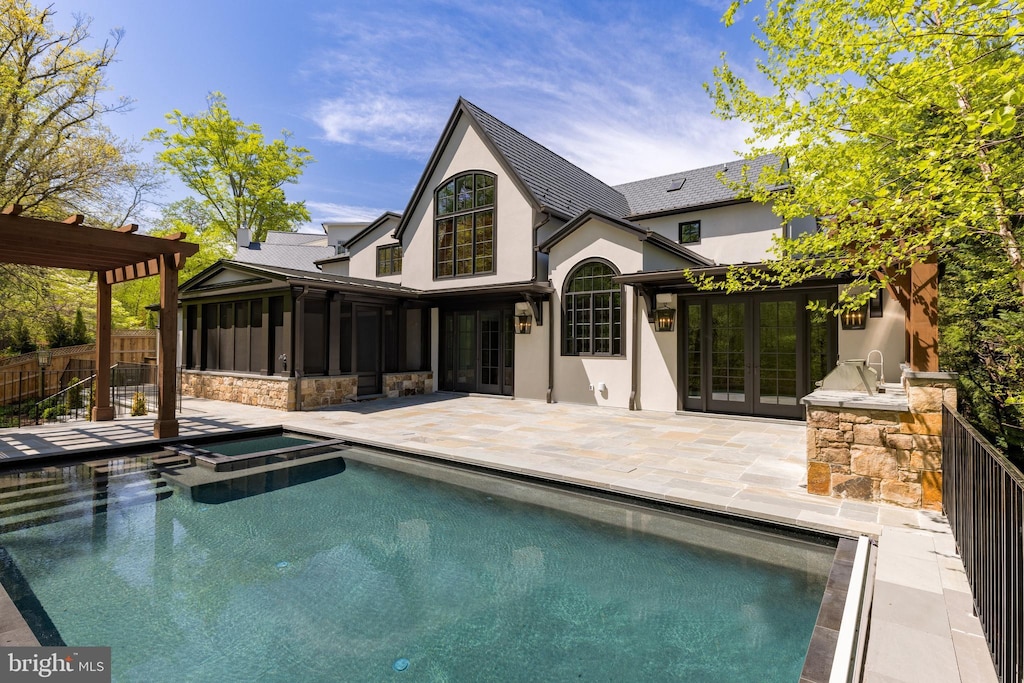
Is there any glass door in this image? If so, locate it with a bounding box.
[478,311,501,394]
[707,300,752,414]
[682,292,836,418]
[454,312,477,392]
[754,299,801,417]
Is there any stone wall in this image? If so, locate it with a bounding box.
[804,371,957,510]
[298,375,359,409]
[182,370,434,411]
[383,371,433,398]
[180,371,293,410]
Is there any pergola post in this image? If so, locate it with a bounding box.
[92,277,114,421]
[154,253,180,439]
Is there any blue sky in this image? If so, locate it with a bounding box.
[73,0,761,231]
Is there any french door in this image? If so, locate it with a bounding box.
[442,308,514,395]
[682,292,835,418]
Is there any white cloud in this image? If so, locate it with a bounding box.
[305,0,762,182]
[307,201,389,224]
[313,94,446,156]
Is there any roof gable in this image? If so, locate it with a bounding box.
[395,98,628,240]
[343,211,402,249]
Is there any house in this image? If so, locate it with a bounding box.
[176,98,907,419]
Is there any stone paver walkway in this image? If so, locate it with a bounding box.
[0,393,999,682]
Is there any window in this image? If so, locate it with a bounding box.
[679,220,701,244]
[435,172,495,278]
[377,244,403,276]
[563,261,622,356]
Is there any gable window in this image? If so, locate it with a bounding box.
[563,260,622,356]
[679,220,701,244]
[377,244,403,276]
[435,172,495,278]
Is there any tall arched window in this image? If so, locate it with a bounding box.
[435,172,495,278]
[563,260,622,356]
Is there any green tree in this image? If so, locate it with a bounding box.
[45,312,71,348]
[70,307,91,345]
[0,0,136,216]
[7,318,36,355]
[705,0,1024,310]
[112,198,231,325]
[147,92,314,243]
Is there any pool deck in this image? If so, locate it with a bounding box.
[0,393,999,682]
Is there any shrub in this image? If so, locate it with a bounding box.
[131,392,147,416]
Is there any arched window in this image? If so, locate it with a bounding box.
[563,260,622,356]
[435,172,495,278]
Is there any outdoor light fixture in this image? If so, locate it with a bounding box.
[841,305,868,330]
[515,312,533,335]
[654,305,676,332]
[36,349,52,368]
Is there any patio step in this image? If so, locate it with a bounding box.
[0,473,166,517]
[0,473,69,496]
[0,479,172,534]
[150,451,192,468]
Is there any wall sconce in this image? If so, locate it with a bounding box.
[515,312,532,335]
[37,349,52,368]
[841,305,868,330]
[654,306,676,332]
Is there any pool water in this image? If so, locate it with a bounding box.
[198,434,316,456]
[0,449,832,682]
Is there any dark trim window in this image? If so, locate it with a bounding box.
[377,244,403,276]
[563,260,622,356]
[435,171,495,278]
[679,220,701,244]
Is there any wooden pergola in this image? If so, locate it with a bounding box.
[0,205,199,438]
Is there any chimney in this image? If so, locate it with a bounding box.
[237,225,252,249]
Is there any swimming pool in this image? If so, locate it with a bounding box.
[0,436,835,681]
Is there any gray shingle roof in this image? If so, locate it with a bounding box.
[614,155,782,218]
[234,243,336,272]
[462,99,629,220]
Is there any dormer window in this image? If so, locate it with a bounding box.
[435,172,495,278]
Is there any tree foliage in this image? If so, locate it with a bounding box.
[706,0,1024,310]
[147,92,314,243]
[708,0,1024,447]
[0,0,142,218]
[112,198,231,326]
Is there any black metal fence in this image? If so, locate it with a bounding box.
[943,403,1023,683]
[0,362,171,427]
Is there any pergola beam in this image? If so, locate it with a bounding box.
[0,211,198,438]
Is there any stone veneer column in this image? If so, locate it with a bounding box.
[804,370,957,510]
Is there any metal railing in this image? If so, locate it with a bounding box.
[0,362,174,427]
[943,403,1024,683]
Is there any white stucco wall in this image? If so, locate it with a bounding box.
[838,288,906,383]
[636,295,678,412]
[347,217,402,283]
[317,259,350,277]
[400,115,536,290]
[635,202,783,265]
[513,301,550,401]
[548,219,642,408]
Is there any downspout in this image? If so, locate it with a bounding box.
[547,298,554,403]
[293,286,310,412]
[535,209,555,404]
[629,286,640,411]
